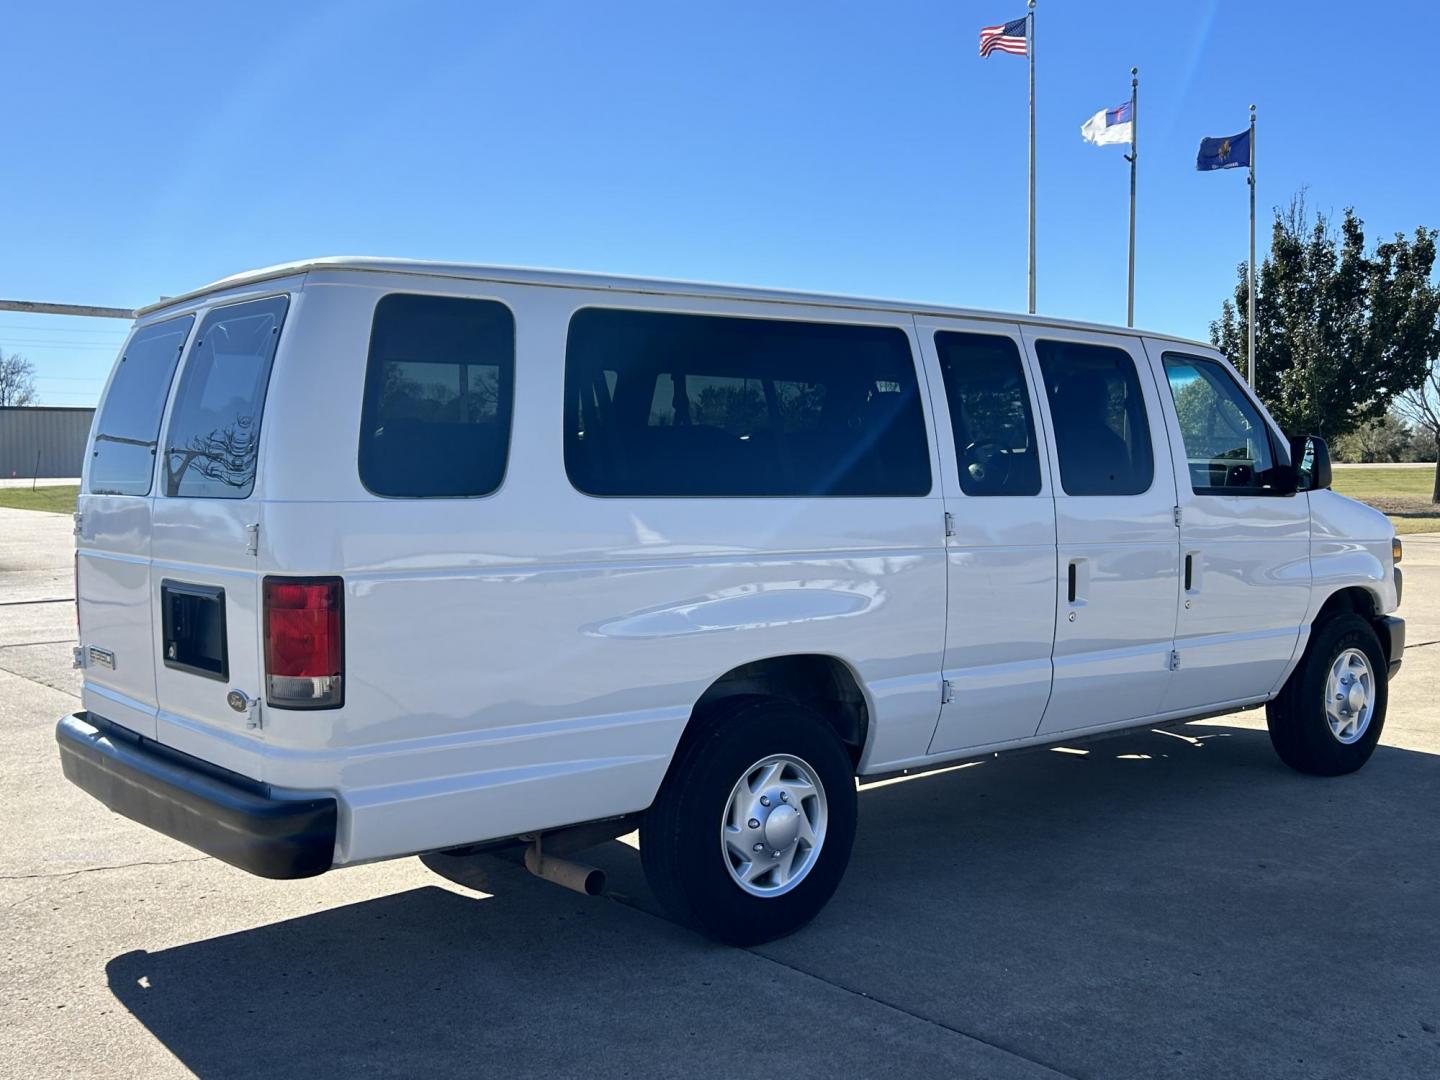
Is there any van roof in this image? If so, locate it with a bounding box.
[136,257,1213,349]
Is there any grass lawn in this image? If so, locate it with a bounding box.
[1331,465,1439,534]
[1391,516,1438,535]
[1331,466,1437,503]
[0,485,79,515]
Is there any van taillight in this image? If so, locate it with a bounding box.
[263,577,344,709]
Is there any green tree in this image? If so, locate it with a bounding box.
[1331,409,1418,464]
[1394,363,1440,500]
[1210,197,1440,449]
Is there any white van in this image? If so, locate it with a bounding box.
[57,259,1405,944]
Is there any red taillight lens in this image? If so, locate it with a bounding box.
[263,577,344,709]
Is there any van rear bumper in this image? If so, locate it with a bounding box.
[56,712,336,879]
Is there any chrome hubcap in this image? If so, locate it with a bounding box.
[1324,648,1374,745]
[721,754,827,897]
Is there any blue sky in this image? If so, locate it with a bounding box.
[4,0,1437,407]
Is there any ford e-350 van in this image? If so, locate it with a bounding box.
[57,258,1405,944]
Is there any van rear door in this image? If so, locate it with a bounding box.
[149,294,289,775]
[77,314,195,740]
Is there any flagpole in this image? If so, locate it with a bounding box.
[1126,67,1138,328]
[1027,0,1037,314]
[1247,103,1257,386]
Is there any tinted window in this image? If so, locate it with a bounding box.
[1164,353,1282,494]
[935,331,1042,496]
[359,293,515,498]
[88,315,194,496]
[1035,340,1154,496]
[565,308,931,497]
[163,296,288,498]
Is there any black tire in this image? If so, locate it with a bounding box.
[640,696,857,946]
[1267,613,1387,776]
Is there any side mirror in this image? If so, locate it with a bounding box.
[1267,463,1300,496]
[1288,434,1332,491]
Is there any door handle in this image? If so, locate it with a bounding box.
[1184,550,1201,593]
[1184,553,1193,591]
[1066,558,1087,606]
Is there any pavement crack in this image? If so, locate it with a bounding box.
[0,597,74,607]
[739,947,1085,1079]
[0,855,210,882]
[601,889,1080,1078]
[0,659,81,698]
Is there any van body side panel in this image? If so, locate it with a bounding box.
[1306,493,1396,613]
[1291,492,1398,681]
[256,280,946,865]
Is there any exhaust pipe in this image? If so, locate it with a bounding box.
[523,840,606,897]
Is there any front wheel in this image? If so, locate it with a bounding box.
[1267,613,1387,776]
[640,697,857,946]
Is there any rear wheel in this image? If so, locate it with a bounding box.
[641,697,857,946]
[1267,613,1387,776]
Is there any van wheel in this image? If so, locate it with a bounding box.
[640,697,857,946]
[1266,613,1387,776]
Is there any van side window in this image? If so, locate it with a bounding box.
[163,296,289,499]
[359,293,515,498]
[934,331,1042,496]
[564,308,931,498]
[1035,340,1154,496]
[88,315,194,496]
[1163,353,1282,495]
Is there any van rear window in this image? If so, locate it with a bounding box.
[163,295,289,499]
[564,308,931,498]
[358,294,516,498]
[87,315,194,496]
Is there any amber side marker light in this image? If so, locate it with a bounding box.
[1393,538,1403,565]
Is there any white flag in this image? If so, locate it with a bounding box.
[1081,102,1134,146]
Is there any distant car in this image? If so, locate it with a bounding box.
[57,259,1405,945]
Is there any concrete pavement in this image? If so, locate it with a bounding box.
[2,506,1437,1079]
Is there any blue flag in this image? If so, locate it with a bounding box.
[1196,129,1251,171]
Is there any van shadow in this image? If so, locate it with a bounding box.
[108,723,1440,1080]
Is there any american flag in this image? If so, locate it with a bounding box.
[979,16,1028,58]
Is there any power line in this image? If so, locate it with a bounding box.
[0,324,128,332]
[1,338,124,348]
[1,345,121,353]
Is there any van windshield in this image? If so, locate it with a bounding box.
[88,315,195,496]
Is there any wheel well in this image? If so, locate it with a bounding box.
[691,655,870,765]
[1314,586,1377,626]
